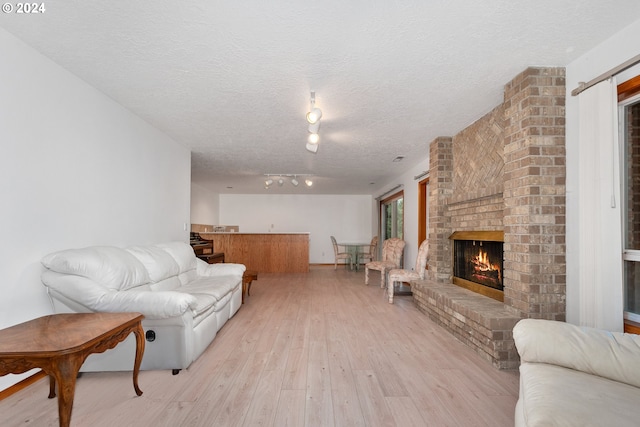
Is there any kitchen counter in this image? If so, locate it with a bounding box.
[199,232,309,273]
[199,232,309,235]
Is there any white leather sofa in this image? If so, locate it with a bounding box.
[41,241,245,373]
[513,319,640,427]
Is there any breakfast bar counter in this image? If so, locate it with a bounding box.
[199,232,309,273]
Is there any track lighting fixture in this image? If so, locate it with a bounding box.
[263,174,313,189]
[306,91,323,153]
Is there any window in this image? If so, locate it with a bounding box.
[620,75,640,321]
[380,191,403,241]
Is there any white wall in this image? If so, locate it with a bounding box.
[191,182,220,225]
[0,29,191,391]
[566,18,640,327]
[219,194,372,263]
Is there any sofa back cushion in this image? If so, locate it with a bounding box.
[126,245,180,282]
[41,246,150,291]
[514,319,640,388]
[156,241,198,285]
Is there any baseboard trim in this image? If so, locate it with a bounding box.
[0,370,47,401]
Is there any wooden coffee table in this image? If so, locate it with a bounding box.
[0,312,145,427]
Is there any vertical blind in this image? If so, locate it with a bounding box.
[577,78,624,331]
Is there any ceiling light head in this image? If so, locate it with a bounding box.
[306,142,319,153]
[305,179,313,187]
[308,133,320,144]
[306,107,322,124]
[265,178,273,186]
[306,91,322,123]
[291,177,299,186]
[278,178,284,186]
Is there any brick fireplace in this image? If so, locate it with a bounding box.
[412,67,566,369]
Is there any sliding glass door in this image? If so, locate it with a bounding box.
[380,191,404,241]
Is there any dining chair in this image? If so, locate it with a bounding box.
[365,237,405,288]
[330,236,353,270]
[357,236,379,266]
[387,239,429,303]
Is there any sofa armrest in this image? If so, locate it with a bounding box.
[95,290,197,319]
[513,318,640,388]
[196,259,246,277]
[43,271,197,320]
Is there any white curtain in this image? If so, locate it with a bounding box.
[577,78,623,331]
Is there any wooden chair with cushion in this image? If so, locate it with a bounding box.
[330,235,353,270]
[387,239,428,303]
[365,237,406,289]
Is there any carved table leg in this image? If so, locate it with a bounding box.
[52,356,84,427]
[131,322,145,396]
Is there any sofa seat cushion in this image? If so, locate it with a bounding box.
[150,276,182,292]
[519,362,640,427]
[188,292,218,317]
[177,275,238,318]
[183,275,238,299]
[191,292,232,326]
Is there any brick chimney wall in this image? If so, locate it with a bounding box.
[426,136,453,283]
[503,67,567,320]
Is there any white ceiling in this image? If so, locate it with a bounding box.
[2,1,640,194]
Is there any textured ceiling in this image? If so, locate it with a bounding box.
[2,1,640,194]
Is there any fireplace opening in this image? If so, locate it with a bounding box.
[454,240,503,290]
[450,231,504,302]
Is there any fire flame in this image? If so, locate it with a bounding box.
[472,249,502,282]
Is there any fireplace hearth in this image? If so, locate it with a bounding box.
[450,231,504,302]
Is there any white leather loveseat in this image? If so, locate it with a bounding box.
[41,241,245,373]
[513,319,640,427]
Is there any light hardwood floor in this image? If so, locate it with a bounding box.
[0,266,519,427]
